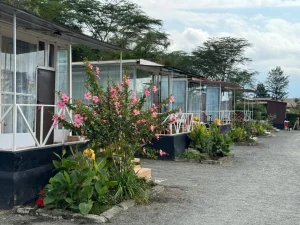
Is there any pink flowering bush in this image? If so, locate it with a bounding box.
[55,60,176,202]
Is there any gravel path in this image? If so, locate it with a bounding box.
[1,131,300,225]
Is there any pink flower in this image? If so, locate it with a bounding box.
[92,96,99,103]
[84,117,88,121]
[131,92,137,104]
[116,109,120,114]
[61,93,69,102]
[178,108,183,114]
[143,90,150,96]
[96,75,100,80]
[92,111,97,115]
[56,101,66,109]
[74,114,83,120]
[52,114,59,122]
[102,120,107,123]
[88,63,93,69]
[152,104,157,110]
[169,95,175,103]
[52,123,58,128]
[152,112,158,118]
[159,149,168,156]
[110,88,117,98]
[60,114,66,120]
[95,67,100,74]
[74,120,82,128]
[133,109,140,116]
[150,125,156,132]
[114,102,120,108]
[155,133,160,140]
[141,138,145,143]
[152,86,158,93]
[136,120,141,125]
[149,108,154,112]
[125,78,131,86]
[117,82,123,91]
[81,130,84,135]
[84,92,91,100]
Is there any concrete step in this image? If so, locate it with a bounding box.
[135,168,151,179]
[133,165,142,172]
[131,158,141,164]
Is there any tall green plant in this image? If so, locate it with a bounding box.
[44,148,117,215]
[54,60,176,203]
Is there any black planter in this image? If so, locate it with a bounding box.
[0,143,86,209]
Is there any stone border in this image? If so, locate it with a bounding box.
[13,185,165,224]
[200,154,234,165]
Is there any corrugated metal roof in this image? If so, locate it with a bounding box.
[0,1,122,50]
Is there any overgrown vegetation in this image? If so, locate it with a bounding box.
[189,123,232,159]
[43,61,176,215]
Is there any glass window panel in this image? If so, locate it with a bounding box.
[206,87,220,120]
[188,83,201,113]
[171,79,186,112]
[136,69,152,110]
[1,36,37,134]
[72,64,134,101]
[38,41,45,66]
[57,48,68,93]
[49,44,55,67]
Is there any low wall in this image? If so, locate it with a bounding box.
[151,124,231,160]
[0,143,86,209]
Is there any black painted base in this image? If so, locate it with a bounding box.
[0,143,86,209]
[151,133,190,160]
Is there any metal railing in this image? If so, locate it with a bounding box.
[162,110,253,135]
[0,103,80,150]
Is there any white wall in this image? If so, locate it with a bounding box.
[0,133,35,150]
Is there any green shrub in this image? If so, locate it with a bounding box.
[44,148,117,215]
[230,127,245,142]
[189,124,232,159]
[286,113,300,129]
[180,148,206,161]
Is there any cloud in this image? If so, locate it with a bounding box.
[132,0,300,9]
[131,0,300,96]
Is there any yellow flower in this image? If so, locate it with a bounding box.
[214,118,221,125]
[83,148,95,160]
[193,117,199,122]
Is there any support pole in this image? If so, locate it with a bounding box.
[233,90,236,120]
[199,79,202,121]
[13,11,17,151]
[219,84,222,121]
[69,44,72,101]
[120,51,123,81]
[68,44,73,137]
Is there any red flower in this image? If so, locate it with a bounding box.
[39,190,45,196]
[36,197,45,207]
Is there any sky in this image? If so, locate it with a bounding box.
[131,0,300,97]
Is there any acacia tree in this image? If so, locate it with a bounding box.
[3,0,170,61]
[266,66,289,100]
[192,37,256,85]
[256,83,269,98]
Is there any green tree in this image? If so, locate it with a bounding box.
[266,66,289,100]
[3,0,170,61]
[256,83,269,98]
[191,37,255,85]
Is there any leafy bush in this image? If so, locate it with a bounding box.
[44,61,176,213]
[180,148,205,161]
[230,127,246,142]
[44,148,117,215]
[286,113,300,129]
[189,124,232,159]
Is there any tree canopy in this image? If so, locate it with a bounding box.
[191,37,255,85]
[256,83,269,98]
[266,66,289,100]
